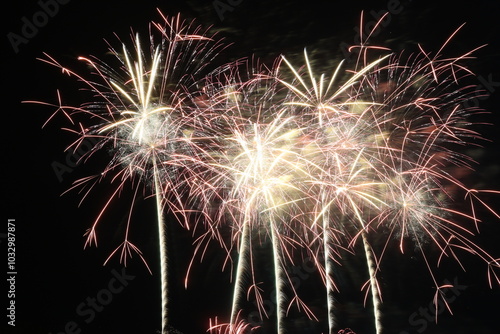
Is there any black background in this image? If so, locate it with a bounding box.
[4,1,500,333]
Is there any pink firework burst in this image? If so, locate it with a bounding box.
[272,12,500,333]
[30,11,227,334]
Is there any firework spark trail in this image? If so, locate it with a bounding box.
[208,315,259,334]
[31,12,226,334]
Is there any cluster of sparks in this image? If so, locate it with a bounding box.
[35,10,499,334]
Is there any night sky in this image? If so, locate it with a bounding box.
[4,1,500,334]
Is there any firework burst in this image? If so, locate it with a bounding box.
[31,12,226,334]
[198,69,320,333]
[32,8,499,334]
[276,49,392,334]
[270,13,500,333]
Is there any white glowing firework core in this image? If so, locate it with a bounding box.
[100,35,173,146]
[229,116,305,217]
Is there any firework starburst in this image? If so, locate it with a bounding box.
[33,12,226,334]
[32,8,499,334]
